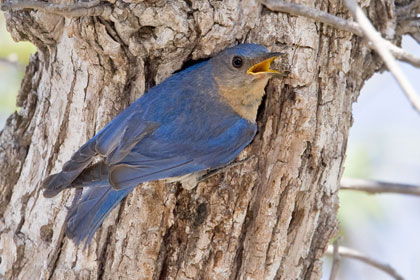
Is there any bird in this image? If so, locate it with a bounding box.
[42,43,283,245]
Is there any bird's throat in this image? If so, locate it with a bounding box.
[217,78,269,122]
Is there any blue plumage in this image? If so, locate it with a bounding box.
[42,43,282,245]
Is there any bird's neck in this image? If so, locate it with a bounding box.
[216,77,269,122]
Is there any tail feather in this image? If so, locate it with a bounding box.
[43,155,135,245]
[70,161,109,187]
[66,184,134,245]
[42,140,97,198]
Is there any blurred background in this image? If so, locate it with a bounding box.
[325,35,420,280]
[0,13,35,126]
[1,11,419,280]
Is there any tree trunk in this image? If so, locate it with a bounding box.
[0,0,390,279]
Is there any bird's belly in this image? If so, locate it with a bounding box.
[165,171,206,190]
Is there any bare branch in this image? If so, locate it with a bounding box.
[396,0,420,17]
[397,19,420,35]
[340,178,420,196]
[344,0,420,115]
[1,0,112,19]
[384,39,420,67]
[328,240,340,280]
[259,0,362,35]
[258,0,420,68]
[326,246,404,280]
[0,57,25,71]
[396,18,420,45]
[199,155,256,182]
[410,31,420,45]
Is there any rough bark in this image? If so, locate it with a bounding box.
[0,0,393,279]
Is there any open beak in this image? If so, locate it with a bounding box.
[247,52,283,76]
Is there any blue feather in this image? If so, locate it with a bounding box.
[42,43,274,245]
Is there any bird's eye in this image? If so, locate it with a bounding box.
[232,56,243,68]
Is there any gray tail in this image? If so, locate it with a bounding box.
[41,140,136,245]
[66,184,134,245]
[42,140,96,198]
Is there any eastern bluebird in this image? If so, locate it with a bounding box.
[42,43,283,245]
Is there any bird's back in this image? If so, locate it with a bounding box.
[42,50,261,245]
[107,61,257,188]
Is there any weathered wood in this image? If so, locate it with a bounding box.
[0,0,395,279]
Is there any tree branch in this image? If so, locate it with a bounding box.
[396,18,420,44]
[383,38,420,67]
[344,0,420,115]
[326,246,404,280]
[410,31,420,45]
[0,57,25,71]
[198,155,256,183]
[259,0,363,35]
[396,0,420,17]
[340,178,420,196]
[397,18,420,35]
[1,0,112,19]
[258,0,420,68]
[328,239,341,280]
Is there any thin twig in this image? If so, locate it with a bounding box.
[258,0,420,68]
[397,19,420,35]
[326,246,404,280]
[344,0,420,115]
[340,178,420,196]
[1,0,112,19]
[410,32,420,45]
[396,0,420,17]
[259,0,362,35]
[0,57,25,71]
[396,18,420,44]
[329,240,340,280]
[1,0,100,11]
[199,155,256,182]
[383,39,420,67]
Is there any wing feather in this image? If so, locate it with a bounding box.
[108,118,257,190]
[42,110,159,198]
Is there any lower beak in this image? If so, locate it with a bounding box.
[247,52,284,76]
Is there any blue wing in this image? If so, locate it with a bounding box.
[65,116,256,245]
[103,81,257,189]
[42,109,159,198]
[109,117,256,189]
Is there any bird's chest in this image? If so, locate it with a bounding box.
[218,78,269,122]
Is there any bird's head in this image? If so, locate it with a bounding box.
[210,43,284,122]
[211,43,283,87]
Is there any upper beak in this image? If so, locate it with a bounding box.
[247,52,284,76]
